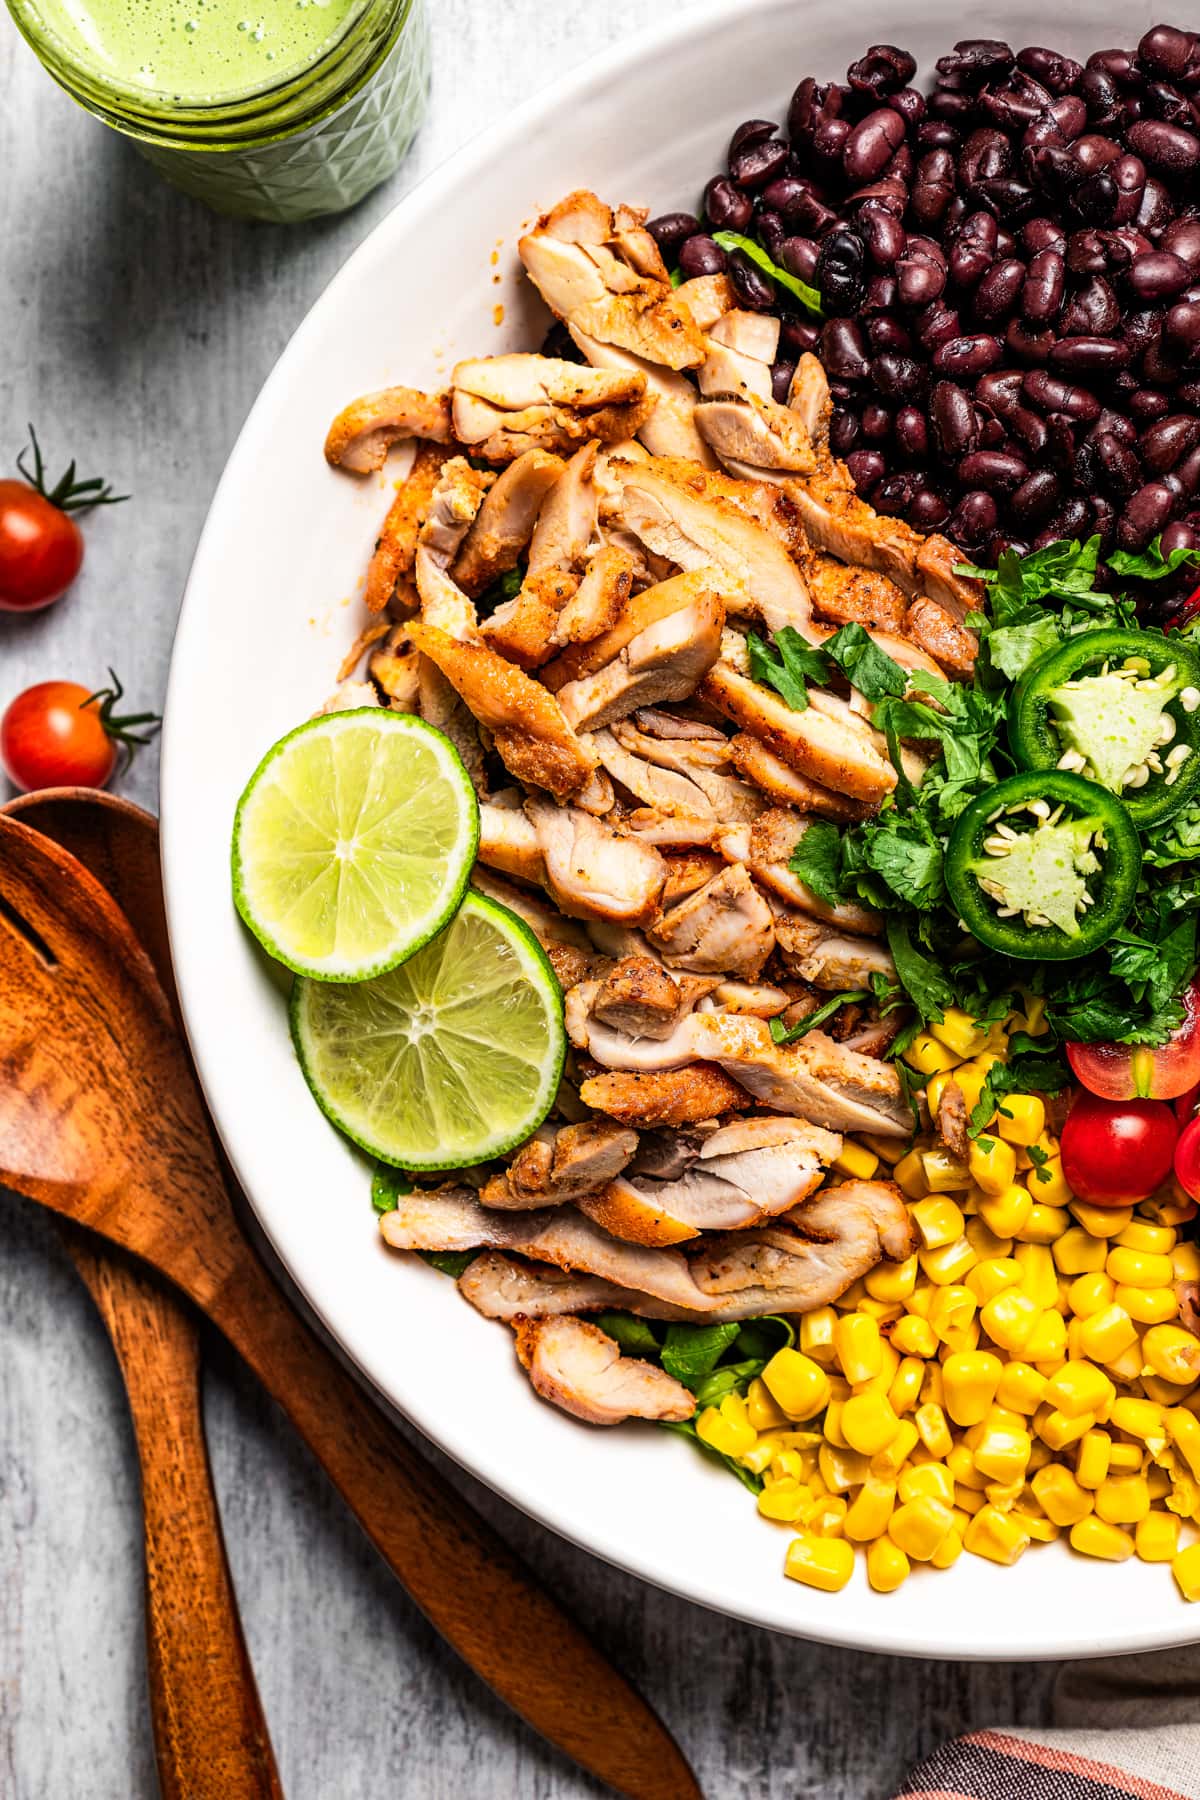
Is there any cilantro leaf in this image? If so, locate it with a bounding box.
[969,1046,1071,1137]
[710,231,823,316]
[864,818,946,909]
[747,626,829,711]
[887,919,954,1025]
[371,1164,410,1214]
[1108,535,1200,581]
[821,622,908,701]
[787,818,844,907]
[420,1250,479,1278]
[594,1312,661,1356]
[660,1321,743,1388]
[985,615,1062,681]
[770,990,868,1046]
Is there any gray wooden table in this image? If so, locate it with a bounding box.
[0,3,1060,1793]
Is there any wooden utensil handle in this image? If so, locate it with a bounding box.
[214,1253,699,1800]
[69,1241,283,1800]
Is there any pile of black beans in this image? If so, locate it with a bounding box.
[645,26,1200,581]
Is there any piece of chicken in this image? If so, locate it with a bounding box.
[318,679,380,715]
[661,849,726,908]
[527,442,600,574]
[701,660,897,807]
[568,988,910,1135]
[483,1119,638,1209]
[450,448,565,596]
[525,794,666,925]
[590,956,717,1039]
[728,733,871,823]
[550,574,725,732]
[580,1065,752,1127]
[788,352,832,448]
[408,621,598,798]
[903,596,979,681]
[452,354,655,461]
[414,457,496,640]
[519,190,707,372]
[415,656,487,795]
[698,310,779,401]
[364,441,446,614]
[588,728,717,820]
[470,864,593,954]
[570,327,716,466]
[553,545,636,647]
[369,635,422,711]
[479,566,578,669]
[647,864,775,979]
[610,717,763,821]
[801,552,909,634]
[514,1316,695,1425]
[748,809,882,936]
[695,392,817,479]
[324,386,452,473]
[674,273,734,330]
[767,900,898,992]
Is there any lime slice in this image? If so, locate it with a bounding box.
[232,710,478,981]
[290,890,566,1169]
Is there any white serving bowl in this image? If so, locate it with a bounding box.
[162,0,1193,1659]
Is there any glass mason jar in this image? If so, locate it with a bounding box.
[5,0,430,223]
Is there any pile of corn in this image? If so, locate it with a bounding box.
[694,1001,1200,1599]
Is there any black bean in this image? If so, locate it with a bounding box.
[829,408,861,455]
[1073,134,1123,174]
[860,402,892,440]
[1011,467,1063,525]
[1021,217,1067,255]
[1161,519,1200,557]
[937,40,1015,87]
[1075,174,1120,225]
[1137,178,1177,234]
[780,318,821,356]
[1144,332,1184,384]
[1066,229,1110,274]
[909,488,952,528]
[1177,378,1200,407]
[1127,120,1200,178]
[978,414,1008,448]
[1092,496,1119,552]
[842,107,906,185]
[958,448,1029,490]
[949,212,998,286]
[1017,46,1084,94]
[976,369,1026,415]
[1049,95,1090,141]
[1049,335,1132,372]
[949,489,1000,544]
[932,333,1004,376]
[960,127,1012,188]
[730,118,778,157]
[771,359,797,404]
[1104,226,1154,266]
[762,176,807,219]
[860,205,906,268]
[1020,248,1065,322]
[894,405,930,459]
[1143,81,1194,127]
[1111,155,1148,226]
[849,175,909,216]
[813,114,852,164]
[871,350,927,399]
[1040,496,1094,543]
[1009,405,1049,457]
[787,78,824,145]
[1120,305,1164,356]
[1130,388,1173,421]
[906,233,948,270]
[779,235,821,284]
[820,317,871,380]
[1119,479,1176,549]
[646,212,700,260]
[1061,276,1121,335]
[1044,412,1079,472]
[887,89,927,129]
[848,44,917,95]
[1006,319,1055,364]
[872,472,919,515]
[1165,300,1200,348]
[931,380,980,456]
[1096,407,1138,444]
[1088,47,1142,88]
[1138,26,1200,85]
[730,139,790,190]
[974,179,1039,222]
[1126,249,1194,299]
[727,249,776,310]
[1141,414,1200,471]
[678,234,726,279]
[918,121,962,150]
[868,315,914,353]
[1091,429,1142,494]
[1162,218,1200,269]
[897,252,946,308]
[981,70,1054,132]
[975,257,1026,321]
[1022,369,1102,420]
[917,301,962,351]
[816,228,866,315]
[911,149,956,229]
[863,274,899,313]
[703,177,753,232]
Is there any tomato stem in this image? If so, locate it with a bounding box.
[83,670,161,773]
[17,425,129,514]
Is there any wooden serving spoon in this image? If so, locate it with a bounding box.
[0,805,701,1800]
[2,788,282,1800]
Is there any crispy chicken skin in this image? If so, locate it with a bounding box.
[451,449,565,597]
[579,1065,753,1127]
[364,441,446,614]
[324,386,452,473]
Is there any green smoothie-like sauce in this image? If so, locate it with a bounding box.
[36,0,360,101]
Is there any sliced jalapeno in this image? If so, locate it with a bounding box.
[945,770,1142,961]
[1010,627,1200,826]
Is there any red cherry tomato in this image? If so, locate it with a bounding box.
[1,673,160,793]
[1175,1080,1200,1127]
[1060,1090,1179,1206]
[1066,978,1200,1100]
[0,428,125,613]
[1175,1115,1200,1202]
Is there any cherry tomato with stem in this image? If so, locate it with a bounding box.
[0,672,160,793]
[1067,978,1200,1101]
[1060,1090,1179,1206]
[0,426,127,612]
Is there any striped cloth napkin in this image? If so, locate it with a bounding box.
[896,1648,1200,1799]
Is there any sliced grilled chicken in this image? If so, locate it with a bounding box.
[369,636,422,710]
[588,728,715,817]
[610,718,762,820]
[790,470,983,623]
[662,848,725,908]
[674,273,735,330]
[414,457,496,640]
[698,310,779,401]
[570,327,716,465]
[802,553,908,634]
[787,353,832,447]
[460,1252,630,1321]
[324,386,452,473]
[528,441,600,574]
[729,734,871,823]
[579,1065,753,1127]
[364,441,446,614]
[318,679,380,715]
[646,864,775,978]
[470,865,593,953]
[483,1119,638,1209]
[553,545,636,646]
[452,355,655,461]
[408,621,597,798]
[552,574,725,732]
[514,1316,695,1425]
[768,899,898,992]
[695,392,817,479]
[519,189,707,371]
[450,448,565,596]
[525,795,666,925]
[903,596,979,680]
[591,956,717,1039]
[415,656,487,795]
[480,567,578,669]
[748,809,883,936]
[701,661,897,807]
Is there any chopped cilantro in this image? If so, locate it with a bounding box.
[770,990,868,1046]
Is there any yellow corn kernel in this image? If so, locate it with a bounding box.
[1014,1242,1059,1308]
[844,1475,897,1543]
[1095,1474,1151,1525]
[746,1377,790,1434]
[840,1392,900,1458]
[924,1070,954,1116]
[1174,1242,1200,1282]
[955,1483,985,1514]
[1017,1203,1071,1246]
[762,1349,831,1423]
[1103,1340,1146,1384]
[996,1361,1049,1417]
[1136,1511,1181,1563]
[1079,1304,1138,1364]
[1146,1466,1173,1502]
[905,1286,934,1319]
[963,1503,1031,1566]
[1036,1405,1096,1451]
[835,1279,868,1313]
[1032,1464,1094,1527]
[1068,1272,1116,1318]
[1024,1310,1068,1366]
[919,1152,971,1197]
[893,1149,929,1200]
[769,1448,807,1483]
[890,1315,938,1359]
[1144,1325,1200,1387]
[889,1495,955,1561]
[758,1479,812,1523]
[919,1237,979,1286]
[888,1357,926,1417]
[912,1196,966,1249]
[904,1032,959,1077]
[1166,1408,1200,1479]
[926,1526,961,1568]
[785,1534,855,1592]
[833,1138,880,1180]
[870,1420,920,1479]
[1109,1397,1165,1442]
[964,1217,1013,1263]
[863,1535,909,1592]
[951,1061,990,1114]
[973,1423,1033,1485]
[979,1290,1041,1354]
[1070,1201,1133,1238]
[967,1257,1024,1304]
[834,1314,882,1386]
[822,1399,847,1449]
[970,1135,1018,1196]
[865,1255,918,1304]
[1026,1157,1071,1206]
[920,1363,946,1409]
[1044,1361,1115,1421]
[1118,1219,1177,1254]
[1144,1192,1198,1227]
[1117,1285,1178,1325]
[929,1007,987,1059]
[799,1306,837,1366]
[943,1351,1003,1426]
[1107,1442,1143,1474]
[944,1449,983,1499]
[1016,1510,1061,1543]
[818,1442,871,1495]
[803,1496,849,1538]
[1070,1516,1135,1562]
[899,1461,955,1507]
[915,1402,953,1460]
[1052,1228,1108,1278]
[940,1319,983,1356]
[928,1285,977,1341]
[1143,1374,1196,1408]
[995,1092,1045,1146]
[863,1133,905,1167]
[1106,1247,1174,1289]
[1027,1441,1054,1472]
[1075,1429,1111,1490]
[696,1396,757,1457]
[977,1184,1033,1240]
